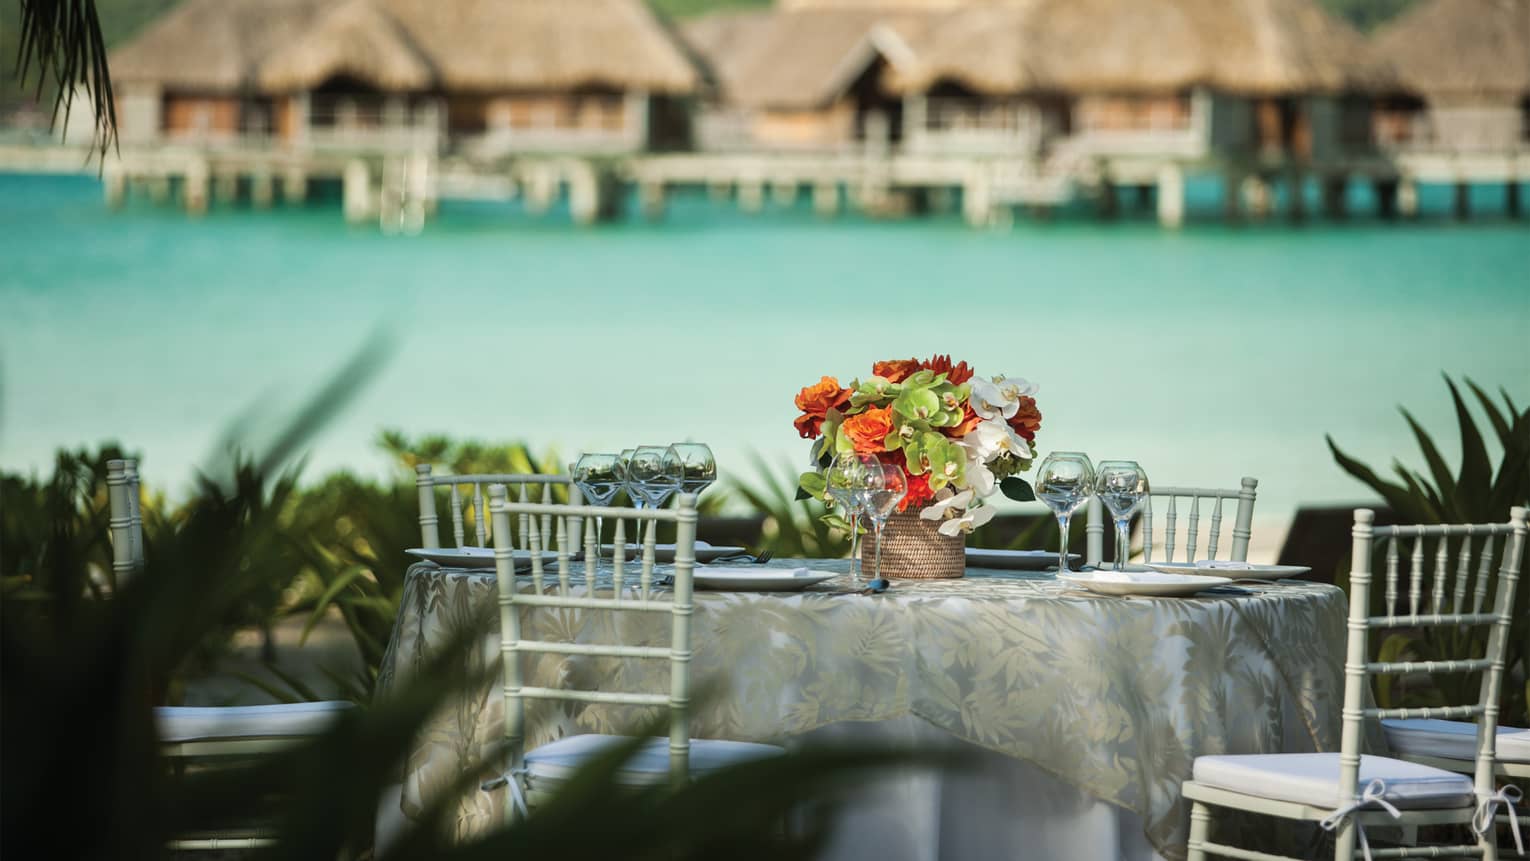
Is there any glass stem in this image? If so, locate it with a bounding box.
[874,520,885,582]
[1056,513,1071,573]
[1115,519,1130,571]
[848,511,862,582]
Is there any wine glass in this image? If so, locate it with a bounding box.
[1095,461,1149,572]
[628,445,682,510]
[1034,452,1096,574]
[618,447,639,510]
[826,452,879,583]
[572,452,622,547]
[862,460,907,587]
[671,443,717,501]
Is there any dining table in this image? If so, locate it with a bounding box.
[376,556,1364,861]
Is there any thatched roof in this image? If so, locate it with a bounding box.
[110,0,330,89]
[259,0,435,91]
[889,0,1396,96]
[111,0,700,94]
[1373,0,1530,99]
[682,8,935,108]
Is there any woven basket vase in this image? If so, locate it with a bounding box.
[860,510,965,580]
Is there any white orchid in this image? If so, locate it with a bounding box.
[969,375,1037,421]
[937,503,996,536]
[919,488,975,522]
[963,418,1033,462]
[956,439,997,497]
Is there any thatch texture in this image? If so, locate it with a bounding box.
[111,0,700,94]
[259,0,435,91]
[110,0,330,89]
[889,0,1395,96]
[683,8,935,108]
[1374,0,1530,98]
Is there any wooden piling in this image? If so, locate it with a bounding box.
[103,163,126,210]
[639,179,666,221]
[1375,178,1399,220]
[1453,181,1470,220]
[184,158,209,217]
[343,159,374,224]
[282,167,308,204]
[1398,175,1419,218]
[250,169,274,209]
[1321,175,1346,220]
[1506,181,1521,218]
[812,181,839,217]
[1156,163,1184,229]
[738,178,764,214]
[213,171,239,204]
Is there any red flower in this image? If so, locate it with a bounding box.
[872,357,921,383]
[920,354,974,385]
[899,472,934,512]
[1007,396,1042,442]
[794,376,851,439]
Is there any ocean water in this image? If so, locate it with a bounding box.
[1,172,1526,530]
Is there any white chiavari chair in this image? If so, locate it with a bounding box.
[1085,477,1259,567]
[413,463,580,551]
[107,458,355,851]
[1183,506,1527,861]
[480,485,782,822]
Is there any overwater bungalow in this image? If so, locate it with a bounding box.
[681,2,940,152]
[1371,0,1530,152]
[109,0,700,156]
[887,0,1393,166]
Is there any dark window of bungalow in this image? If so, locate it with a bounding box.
[568,85,625,133]
[309,75,386,128]
[1338,93,1373,149]
[1522,93,1530,142]
[849,56,903,143]
[1372,93,1424,146]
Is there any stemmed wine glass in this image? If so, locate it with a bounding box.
[862,459,907,587]
[826,452,879,583]
[627,445,683,508]
[1034,452,1095,574]
[1095,461,1150,572]
[617,448,638,510]
[671,443,717,502]
[572,452,623,547]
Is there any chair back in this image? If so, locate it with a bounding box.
[106,458,145,583]
[488,485,698,819]
[1084,476,1258,566]
[1343,507,1527,807]
[414,463,578,550]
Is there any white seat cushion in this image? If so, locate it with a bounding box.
[1193,753,1474,810]
[525,734,784,786]
[1383,718,1530,763]
[156,702,355,743]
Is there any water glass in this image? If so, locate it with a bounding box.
[862,460,907,585]
[627,445,682,510]
[826,452,880,583]
[671,442,717,499]
[1034,452,1095,574]
[1095,460,1149,571]
[573,452,623,546]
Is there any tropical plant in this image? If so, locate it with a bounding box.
[1327,375,1530,726]
[11,0,116,155]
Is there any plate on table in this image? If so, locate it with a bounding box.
[965,548,1082,570]
[595,541,749,564]
[406,547,559,570]
[692,566,837,592]
[1059,570,1232,597]
[1146,561,1312,580]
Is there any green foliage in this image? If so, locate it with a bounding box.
[736,454,852,559]
[1328,375,1530,726]
[1317,0,1419,31]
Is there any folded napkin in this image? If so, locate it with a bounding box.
[1196,560,1252,570]
[1085,570,1137,583]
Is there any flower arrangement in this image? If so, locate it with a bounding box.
[794,355,1042,536]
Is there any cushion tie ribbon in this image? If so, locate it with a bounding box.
[1319,779,1401,861]
[1472,784,1523,855]
[480,766,530,817]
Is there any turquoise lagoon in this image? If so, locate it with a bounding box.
[1,172,1527,531]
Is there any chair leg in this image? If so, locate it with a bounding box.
[1478,824,1499,861]
[1331,818,1356,861]
[1187,801,1212,861]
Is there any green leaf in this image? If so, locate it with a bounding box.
[1399,408,1458,518]
[1466,378,1513,449]
[1000,477,1036,502]
[1327,435,1428,521]
[1445,376,1491,510]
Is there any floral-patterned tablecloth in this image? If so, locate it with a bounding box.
[377,559,1352,859]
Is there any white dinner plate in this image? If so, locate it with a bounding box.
[1059,570,1232,597]
[595,542,748,563]
[1146,561,1312,580]
[965,548,1082,570]
[406,547,559,570]
[692,567,837,592]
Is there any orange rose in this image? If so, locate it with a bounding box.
[841,405,894,454]
[794,375,851,439]
[872,357,921,383]
[1007,396,1042,442]
[920,354,974,385]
